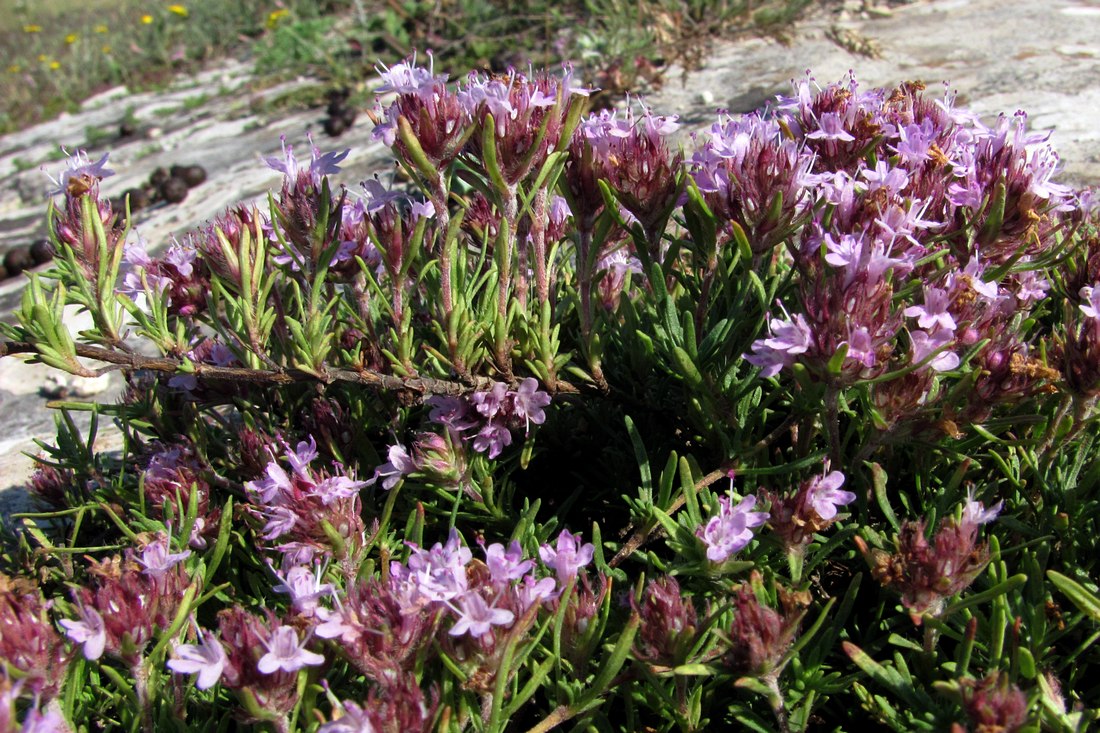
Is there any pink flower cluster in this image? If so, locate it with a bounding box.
[697,466,856,562]
[60,534,191,667]
[370,379,554,488]
[723,75,1072,428]
[244,436,367,558]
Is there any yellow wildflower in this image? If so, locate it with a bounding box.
[65,33,79,44]
[168,4,188,17]
[102,45,112,54]
[49,60,61,71]
[23,24,42,33]
[7,64,21,73]
[141,14,154,24]
[94,24,108,33]
[37,54,47,62]
[266,8,289,29]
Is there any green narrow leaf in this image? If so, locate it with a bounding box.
[870,463,899,532]
[1048,570,1100,623]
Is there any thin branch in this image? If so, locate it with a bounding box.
[608,466,729,569]
[0,340,581,397]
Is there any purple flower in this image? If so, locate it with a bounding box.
[844,326,877,369]
[272,564,334,616]
[19,705,70,733]
[860,160,909,195]
[515,575,558,611]
[472,422,512,459]
[962,256,1000,301]
[368,443,416,490]
[470,382,510,419]
[360,178,408,214]
[910,329,959,372]
[892,119,936,164]
[962,488,1002,526]
[260,505,299,540]
[138,534,191,578]
[427,395,476,431]
[167,630,227,689]
[447,593,514,638]
[807,471,856,521]
[374,52,446,97]
[318,700,379,733]
[539,529,595,583]
[404,529,472,603]
[697,494,769,563]
[745,312,813,378]
[286,438,319,479]
[59,606,106,661]
[264,134,348,190]
[1080,284,1100,320]
[904,286,957,333]
[247,461,294,504]
[312,476,366,504]
[1013,268,1049,302]
[409,199,436,220]
[511,378,552,432]
[483,540,534,585]
[45,148,114,196]
[806,112,855,142]
[257,626,325,674]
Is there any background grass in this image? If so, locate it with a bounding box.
[0,0,813,134]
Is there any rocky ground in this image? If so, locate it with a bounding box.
[2,0,1098,521]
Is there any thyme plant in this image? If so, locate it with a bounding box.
[1,60,1099,732]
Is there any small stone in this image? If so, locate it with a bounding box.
[695,90,716,106]
[4,247,34,276]
[29,239,54,265]
[124,187,150,211]
[323,116,348,137]
[160,177,189,204]
[149,167,170,188]
[180,165,207,187]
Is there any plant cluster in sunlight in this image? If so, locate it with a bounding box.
[1,58,1099,732]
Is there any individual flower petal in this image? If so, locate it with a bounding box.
[59,606,106,661]
[807,470,856,521]
[257,626,325,674]
[447,592,514,638]
[167,631,227,690]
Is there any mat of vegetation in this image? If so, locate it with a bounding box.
[1,58,1098,731]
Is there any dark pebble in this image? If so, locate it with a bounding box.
[160,177,189,204]
[124,187,150,211]
[323,116,347,137]
[149,167,170,187]
[30,239,54,265]
[119,121,137,139]
[339,106,357,126]
[4,247,35,276]
[180,165,207,187]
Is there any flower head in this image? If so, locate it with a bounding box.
[697,494,769,563]
[539,529,595,584]
[167,629,227,689]
[44,149,114,197]
[257,626,325,674]
[807,470,855,521]
[59,606,106,661]
[447,593,514,638]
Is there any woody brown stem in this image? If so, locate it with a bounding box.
[0,340,581,397]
